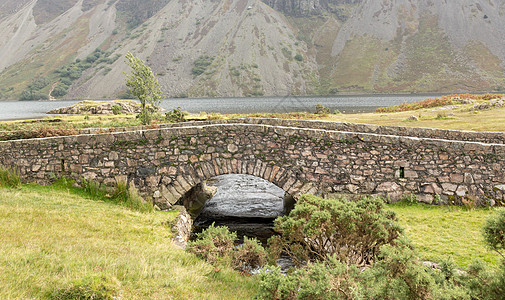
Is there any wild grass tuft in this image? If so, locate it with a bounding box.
[46,275,120,300]
[0,166,21,188]
[58,178,153,213]
[111,181,154,213]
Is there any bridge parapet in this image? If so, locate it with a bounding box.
[1,119,504,208]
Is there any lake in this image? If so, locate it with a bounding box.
[0,94,443,121]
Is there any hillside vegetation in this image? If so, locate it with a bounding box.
[0,0,504,100]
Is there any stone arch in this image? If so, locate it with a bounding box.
[152,158,317,210]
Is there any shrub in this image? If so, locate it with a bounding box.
[464,260,505,300]
[112,104,122,115]
[187,224,237,264]
[165,107,186,123]
[256,266,300,300]
[483,208,505,257]
[268,195,403,267]
[259,252,405,300]
[294,53,303,62]
[462,209,505,298]
[296,257,362,299]
[361,239,437,299]
[258,239,469,300]
[51,82,69,98]
[232,237,267,271]
[191,55,214,76]
[315,104,330,115]
[0,166,21,188]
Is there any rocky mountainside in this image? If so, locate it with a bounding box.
[0,0,504,100]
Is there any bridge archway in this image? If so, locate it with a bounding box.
[177,173,296,244]
[151,158,317,210]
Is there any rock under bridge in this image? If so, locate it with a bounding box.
[1,118,504,208]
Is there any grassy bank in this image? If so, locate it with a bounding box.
[0,184,259,299]
[389,202,500,269]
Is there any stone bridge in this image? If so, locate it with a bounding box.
[1,118,505,208]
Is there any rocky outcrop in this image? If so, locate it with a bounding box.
[171,206,193,248]
[470,98,505,111]
[47,100,143,115]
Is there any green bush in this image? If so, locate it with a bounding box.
[0,166,21,188]
[463,209,505,299]
[483,208,505,256]
[187,224,268,271]
[268,195,402,267]
[191,55,214,76]
[361,239,437,299]
[51,82,69,98]
[187,224,237,264]
[294,53,303,62]
[112,104,122,115]
[256,266,299,300]
[464,260,505,300]
[257,239,469,300]
[165,107,186,123]
[232,237,267,270]
[315,104,330,115]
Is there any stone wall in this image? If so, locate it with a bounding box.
[0,119,504,209]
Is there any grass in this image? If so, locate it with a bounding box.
[0,166,21,188]
[389,202,500,269]
[0,184,259,299]
[0,178,501,297]
[324,104,505,132]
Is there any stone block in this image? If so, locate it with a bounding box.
[376,182,401,193]
[464,173,474,184]
[346,184,359,193]
[227,143,239,153]
[109,151,119,160]
[405,170,418,178]
[450,173,464,183]
[441,183,458,193]
[417,194,434,204]
[456,185,468,197]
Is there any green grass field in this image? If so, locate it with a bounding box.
[0,184,259,299]
[0,183,501,299]
[389,202,500,269]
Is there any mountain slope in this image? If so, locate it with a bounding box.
[0,0,504,100]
